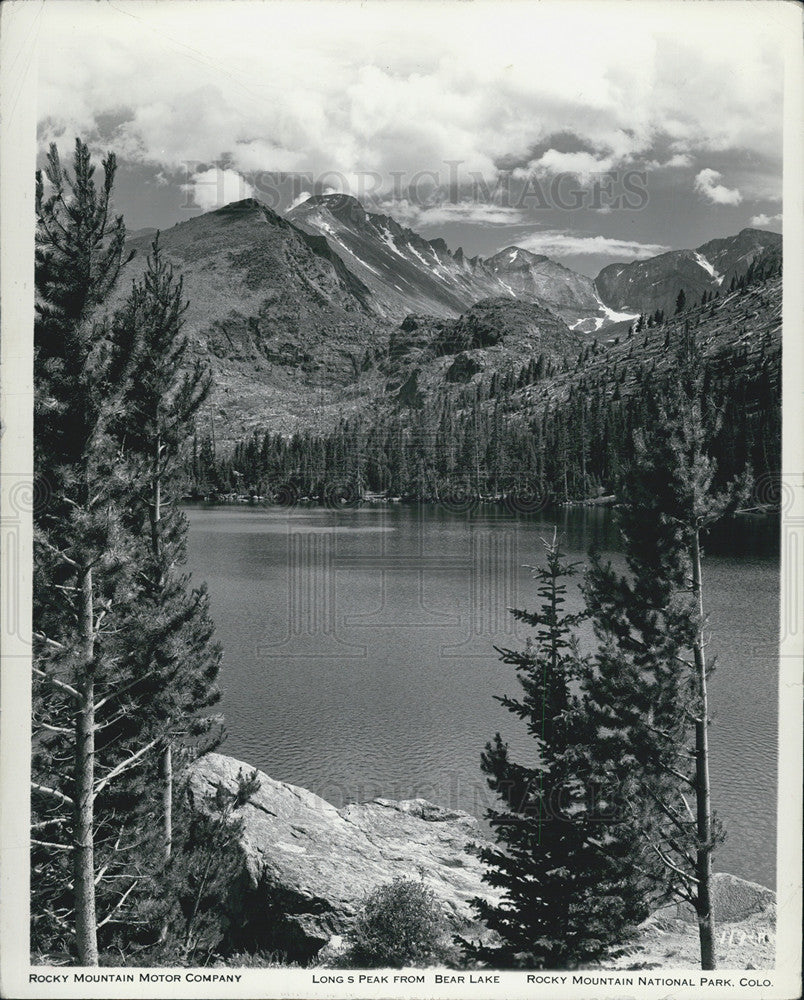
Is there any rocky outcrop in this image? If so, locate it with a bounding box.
[659,872,776,924]
[186,753,499,962]
[187,753,776,969]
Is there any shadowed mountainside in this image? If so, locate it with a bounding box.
[595,228,781,317]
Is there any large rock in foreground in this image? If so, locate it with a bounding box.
[186,753,498,961]
[187,753,776,969]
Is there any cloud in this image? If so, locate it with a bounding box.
[518,149,617,183]
[288,190,313,211]
[694,168,742,205]
[516,231,671,260]
[381,199,526,228]
[750,212,782,227]
[181,167,254,211]
[647,153,693,169]
[35,2,784,204]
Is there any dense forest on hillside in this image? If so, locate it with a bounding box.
[191,266,781,508]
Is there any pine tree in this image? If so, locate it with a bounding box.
[142,768,261,963]
[462,533,648,968]
[112,238,222,875]
[581,335,752,969]
[32,139,139,964]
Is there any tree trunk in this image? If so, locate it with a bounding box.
[151,436,175,863]
[691,527,716,970]
[74,567,98,966]
[158,741,173,944]
[160,743,173,862]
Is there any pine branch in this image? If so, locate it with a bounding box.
[92,738,159,798]
[643,834,698,886]
[31,782,74,808]
[32,817,68,831]
[94,670,157,713]
[37,537,80,569]
[36,720,76,736]
[31,838,73,851]
[41,908,76,937]
[657,761,696,788]
[32,668,80,701]
[96,880,140,930]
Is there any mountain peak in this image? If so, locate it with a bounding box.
[297,193,368,227]
[212,197,265,216]
[489,246,548,266]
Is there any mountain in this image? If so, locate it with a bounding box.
[121,199,392,441]
[485,245,629,332]
[287,194,624,329]
[386,296,582,403]
[287,194,508,320]
[207,273,781,509]
[595,228,781,317]
[117,199,780,447]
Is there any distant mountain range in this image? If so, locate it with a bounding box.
[287,194,631,330]
[120,196,781,440]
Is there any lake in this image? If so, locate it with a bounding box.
[184,503,780,890]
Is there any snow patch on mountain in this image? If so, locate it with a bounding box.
[693,252,723,285]
[378,225,404,257]
[407,243,435,269]
[593,291,640,327]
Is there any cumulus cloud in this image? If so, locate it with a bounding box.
[35,2,784,202]
[694,169,742,205]
[181,168,254,211]
[750,212,782,227]
[516,231,671,260]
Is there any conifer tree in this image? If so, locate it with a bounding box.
[32,139,139,964]
[112,238,222,870]
[581,335,751,970]
[139,768,261,963]
[462,533,648,969]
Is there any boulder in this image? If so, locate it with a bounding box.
[186,754,777,969]
[657,872,776,924]
[186,753,499,962]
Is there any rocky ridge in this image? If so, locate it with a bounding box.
[287,194,625,329]
[595,228,781,317]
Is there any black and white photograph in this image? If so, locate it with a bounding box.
[0,2,801,998]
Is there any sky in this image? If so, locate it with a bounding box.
[34,0,786,277]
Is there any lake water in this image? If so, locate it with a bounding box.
[184,503,780,890]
